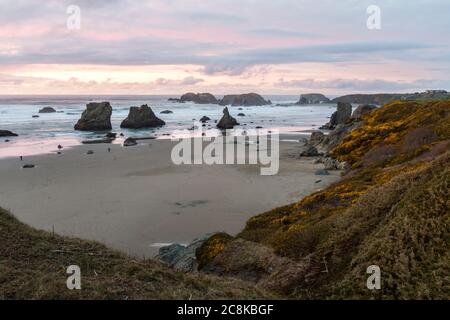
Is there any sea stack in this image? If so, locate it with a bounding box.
[74,102,112,131]
[38,107,57,113]
[297,93,330,105]
[219,93,270,106]
[217,107,239,129]
[120,105,165,129]
[180,92,219,104]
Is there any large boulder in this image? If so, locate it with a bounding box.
[323,157,348,171]
[321,102,352,130]
[351,104,377,120]
[220,93,270,106]
[217,107,239,130]
[39,107,56,113]
[0,130,18,137]
[299,144,319,157]
[121,105,165,129]
[123,137,138,147]
[74,102,112,131]
[309,131,325,146]
[297,93,330,105]
[180,92,218,104]
[156,235,212,272]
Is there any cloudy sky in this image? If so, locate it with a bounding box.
[0,0,449,95]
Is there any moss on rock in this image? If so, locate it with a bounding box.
[196,233,233,270]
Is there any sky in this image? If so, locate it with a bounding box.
[0,0,449,95]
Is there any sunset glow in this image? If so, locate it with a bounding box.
[1,0,449,95]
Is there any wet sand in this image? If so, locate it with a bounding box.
[0,135,340,257]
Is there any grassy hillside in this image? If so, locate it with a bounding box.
[0,207,270,299]
[200,100,450,299]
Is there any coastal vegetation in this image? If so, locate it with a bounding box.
[201,99,450,299]
[1,99,448,299]
[0,207,269,299]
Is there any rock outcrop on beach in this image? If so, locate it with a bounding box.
[74,102,112,131]
[156,236,211,272]
[320,102,352,130]
[180,92,219,104]
[299,144,319,157]
[297,93,330,105]
[38,107,56,113]
[351,104,377,120]
[0,130,18,137]
[121,105,165,129]
[217,107,239,129]
[320,122,362,152]
[309,131,325,147]
[220,93,270,106]
[123,137,138,147]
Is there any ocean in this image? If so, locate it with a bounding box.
[0,95,337,158]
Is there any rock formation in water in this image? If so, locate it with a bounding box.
[200,116,211,123]
[217,107,239,129]
[0,130,18,137]
[38,107,57,113]
[74,102,112,131]
[180,92,219,104]
[120,105,165,129]
[297,93,330,105]
[219,93,270,106]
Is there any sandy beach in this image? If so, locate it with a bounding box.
[0,135,340,257]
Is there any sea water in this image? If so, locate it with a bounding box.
[0,95,337,158]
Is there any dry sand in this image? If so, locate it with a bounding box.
[0,135,340,256]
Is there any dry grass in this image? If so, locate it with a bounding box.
[213,152,449,299]
[0,208,271,299]
[203,100,450,299]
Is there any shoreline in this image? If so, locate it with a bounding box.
[0,135,340,257]
[0,127,317,159]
